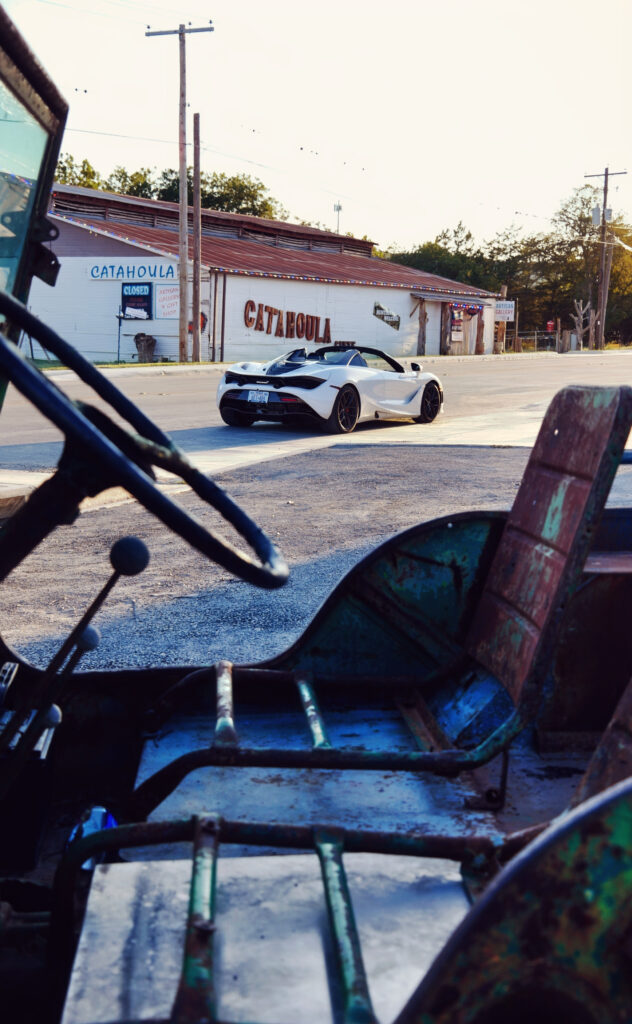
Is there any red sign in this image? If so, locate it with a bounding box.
[546,320,555,332]
[244,300,332,344]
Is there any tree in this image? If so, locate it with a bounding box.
[54,153,103,190]
[54,155,289,220]
[388,187,632,338]
[390,222,514,292]
[155,167,288,219]
[105,166,156,199]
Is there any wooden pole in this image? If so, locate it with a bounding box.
[585,166,625,348]
[416,299,427,356]
[514,300,520,352]
[588,308,596,350]
[475,310,485,355]
[602,234,614,346]
[440,303,451,355]
[178,24,188,362]
[494,284,507,354]
[145,24,214,360]
[596,167,609,350]
[192,113,201,363]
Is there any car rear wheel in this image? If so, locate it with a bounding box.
[220,405,256,427]
[326,385,360,434]
[415,381,442,423]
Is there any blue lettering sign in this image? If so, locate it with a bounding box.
[90,263,175,280]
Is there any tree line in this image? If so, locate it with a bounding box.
[54,154,289,220]
[56,156,632,342]
[390,186,632,342]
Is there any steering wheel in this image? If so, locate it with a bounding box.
[0,292,288,589]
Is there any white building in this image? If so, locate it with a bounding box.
[28,186,498,363]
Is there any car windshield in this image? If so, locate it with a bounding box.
[265,347,357,374]
[263,346,402,374]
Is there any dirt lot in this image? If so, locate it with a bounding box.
[0,443,531,670]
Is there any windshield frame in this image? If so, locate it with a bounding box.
[0,8,68,307]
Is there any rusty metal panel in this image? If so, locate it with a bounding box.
[508,466,592,551]
[541,574,632,737]
[465,592,540,705]
[571,676,632,806]
[268,513,504,681]
[530,384,630,477]
[468,386,632,709]
[49,210,492,296]
[482,527,567,629]
[395,777,632,1024]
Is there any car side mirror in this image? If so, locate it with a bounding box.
[411,362,421,372]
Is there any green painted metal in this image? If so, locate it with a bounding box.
[395,777,632,1024]
[296,676,332,749]
[52,787,632,1023]
[268,514,504,681]
[315,829,377,1024]
[171,816,219,1023]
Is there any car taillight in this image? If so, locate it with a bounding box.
[280,395,300,403]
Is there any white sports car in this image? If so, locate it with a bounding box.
[217,345,443,434]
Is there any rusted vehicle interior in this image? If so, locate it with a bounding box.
[1,11,632,1023]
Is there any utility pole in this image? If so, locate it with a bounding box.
[585,166,627,349]
[146,22,214,362]
[192,112,201,362]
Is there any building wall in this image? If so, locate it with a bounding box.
[28,254,211,362]
[218,275,447,363]
[27,231,496,363]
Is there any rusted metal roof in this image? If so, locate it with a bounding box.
[51,184,373,255]
[51,212,497,300]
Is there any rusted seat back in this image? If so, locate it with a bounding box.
[466,386,632,715]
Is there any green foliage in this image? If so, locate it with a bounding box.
[154,167,289,219]
[105,166,156,199]
[55,153,103,189]
[55,155,288,220]
[390,188,632,339]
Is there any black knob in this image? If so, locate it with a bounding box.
[77,626,100,652]
[110,536,150,576]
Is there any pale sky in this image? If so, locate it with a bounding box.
[4,0,631,250]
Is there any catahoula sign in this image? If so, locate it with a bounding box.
[244,300,332,343]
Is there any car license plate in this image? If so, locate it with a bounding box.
[247,390,269,403]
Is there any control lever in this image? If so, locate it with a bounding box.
[0,537,149,798]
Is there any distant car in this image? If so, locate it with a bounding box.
[217,345,444,434]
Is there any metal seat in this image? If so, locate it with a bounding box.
[130,387,632,820]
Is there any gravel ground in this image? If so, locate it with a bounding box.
[0,444,531,669]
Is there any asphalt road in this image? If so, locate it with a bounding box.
[1,349,632,474]
[2,349,632,668]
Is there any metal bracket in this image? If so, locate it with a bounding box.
[464,749,509,811]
